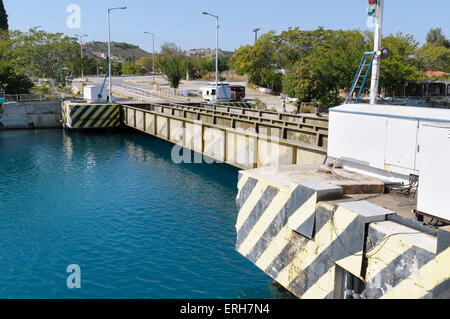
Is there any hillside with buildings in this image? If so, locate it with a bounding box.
[83,41,152,63]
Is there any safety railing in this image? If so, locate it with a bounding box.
[5,94,44,102]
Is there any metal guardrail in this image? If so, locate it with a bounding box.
[116,84,330,131]
[5,94,44,102]
[122,103,328,170]
[151,102,329,133]
[124,102,328,149]
[117,83,191,98]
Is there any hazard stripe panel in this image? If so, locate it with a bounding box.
[61,103,120,129]
[234,171,449,299]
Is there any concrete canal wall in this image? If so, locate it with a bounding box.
[0,101,62,129]
[235,166,450,299]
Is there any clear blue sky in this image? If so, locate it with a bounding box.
[4,0,450,52]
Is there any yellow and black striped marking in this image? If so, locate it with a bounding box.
[216,102,253,109]
[235,170,449,299]
[62,103,120,129]
[235,172,349,299]
[363,222,448,299]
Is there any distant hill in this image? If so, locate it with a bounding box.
[83,41,234,63]
[183,48,234,59]
[83,41,152,63]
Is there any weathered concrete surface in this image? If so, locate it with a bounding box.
[0,101,62,129]
[363,221,437,299]
[235,164,449,299]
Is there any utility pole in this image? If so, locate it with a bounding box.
[369,0,384,105]
[75,34,88,78]
[253,28,260,44]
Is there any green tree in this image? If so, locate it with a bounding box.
[0,0,7,31]
[0,30,33,93]
[14,29,78,85]
[282,29,369,106]
[417,44,450,73]
[136,56,157,75]
[157,42,187,88]
[121,62,139,75]
[157,56,186,88]
[199,56,229,73]
[379,32,422,91]
[160,42,183,58]
[0,65,33,93]
[231,31,282,92]
[111,61,123,76]
[426,28,450,48]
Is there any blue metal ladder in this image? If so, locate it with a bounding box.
[97,71,109,103]
[345,51,376,104]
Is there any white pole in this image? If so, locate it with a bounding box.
[152,33,155,83]
[202,12,219,102]
[107,9,112,102]
[215,16,219,102]
[369,0,384,105]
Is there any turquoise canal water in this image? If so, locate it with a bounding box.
[0,129,286,299]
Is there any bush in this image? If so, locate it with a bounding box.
[252,98,267,110]
[0,66,34,93]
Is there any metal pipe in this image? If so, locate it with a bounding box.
[344,271,354,299]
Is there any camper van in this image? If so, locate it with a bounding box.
[200,83,231,103]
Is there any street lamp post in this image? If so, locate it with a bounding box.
[144,31,155,83]
[253,28,260,43]
[202,11,219,102]
[75,33,88,78]
[107,6,127,103]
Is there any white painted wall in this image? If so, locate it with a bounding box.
[328,104,450,177]
[417,123,450,221]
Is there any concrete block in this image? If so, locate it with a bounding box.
[437,225,450,255]
[296,180,343,201]
[363,221,437,299]
[434,226,450,299]
[338,201,392,224]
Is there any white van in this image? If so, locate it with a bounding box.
[200,83,231,103]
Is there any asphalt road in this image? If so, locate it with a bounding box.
[72,75,299,112]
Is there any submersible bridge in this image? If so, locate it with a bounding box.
[61,97,450,299]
